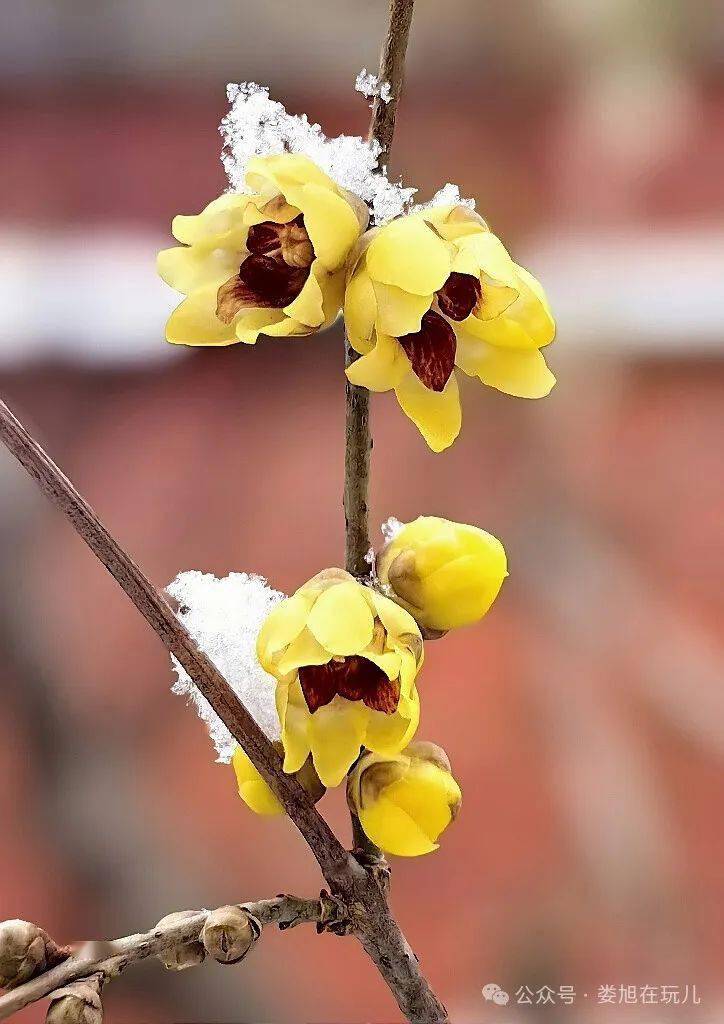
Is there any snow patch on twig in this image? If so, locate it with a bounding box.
[221,82,415,224]
[167,570,283,761]
[355,68,392,105]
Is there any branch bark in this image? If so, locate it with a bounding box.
[0,395,446,1021]
[0,898,321,1020]
[344,0,416,578]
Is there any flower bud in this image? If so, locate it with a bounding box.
[347,741,462,857]
[0,919,48,988]
[201,907,260,965]
[46,978,103,1024]
[231,744,325,816]
[377,516,507,633]
[155,912,205,971]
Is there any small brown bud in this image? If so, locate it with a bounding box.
[155,912,205,971]
[46,977,103,1024]
[201,907,260,965]
[0,919,48,988]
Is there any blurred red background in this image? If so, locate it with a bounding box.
[1,1,723,1021]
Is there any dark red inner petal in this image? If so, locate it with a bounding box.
[436,272,482,321]
[298,656,399,715]
[247,214,305,258]
[216,215,313,323]
[216,255,310,321]
[398,310,457,392]
[237,254,309,307]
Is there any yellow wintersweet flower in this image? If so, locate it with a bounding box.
[158,154,368,347]
[256,569,423,788]
[344,205,556,451]
[347,741,462,857]
[231,743,325,817]
[377,516,508,633]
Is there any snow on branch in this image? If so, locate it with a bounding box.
[167,571,283,761]
[220,82,473,224]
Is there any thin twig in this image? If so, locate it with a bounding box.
[344,0,415,578]
[0,898,320,1020]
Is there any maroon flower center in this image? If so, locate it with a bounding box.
[216,215,314,323]
[298,656,400,715]
[398,310,457,392]
[436,272,482,321]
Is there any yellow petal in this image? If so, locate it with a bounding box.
[165,287,237,347]
[345,333,410,393]
[505,264,556,347]
[456,231,518,288]
[172,193,250,247]
[366,218,452,295]
[344,270,378,353]
[388,762,458,841]
[319,266,345,328]
[256,594,312,673]
[306,581,374,656]
[232,747,283,816]
[462,313,537,350]
[368,590,421,640]
[456,332,556,398]
[261,317,315,338]
[394,370,462,452]
[276,627,332,675]
[420,205,488,243]
[245,154,333,193]
[476,280,519,321]
[293,183,362,271]
[157,246,240,296]
[359,795,438,857]
[234,308,287,344]
[279,679,311,774]
[283,263,325,327]
[308,697,369,787]
[373,282,432,337]
[365,692,420,757]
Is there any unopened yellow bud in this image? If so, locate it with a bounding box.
[201,906,260,964]
[46,977,103,1024]
[0,919,48,988]
[377,516,507,632]
[347,741,462,857]
[155,912,205,971]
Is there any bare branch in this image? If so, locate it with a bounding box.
[0,396,446,1020]
[0,397,346,882]
[367,0,416,163]
[0,898,321,1020]
[344,0,415,577]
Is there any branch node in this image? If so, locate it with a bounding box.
[317,891,354,937]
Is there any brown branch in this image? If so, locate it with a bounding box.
[0,898,321,1020]
[366,0,416,163]
[0,398,446,1021]
[344,0,415,578]
[0,398,345,882]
